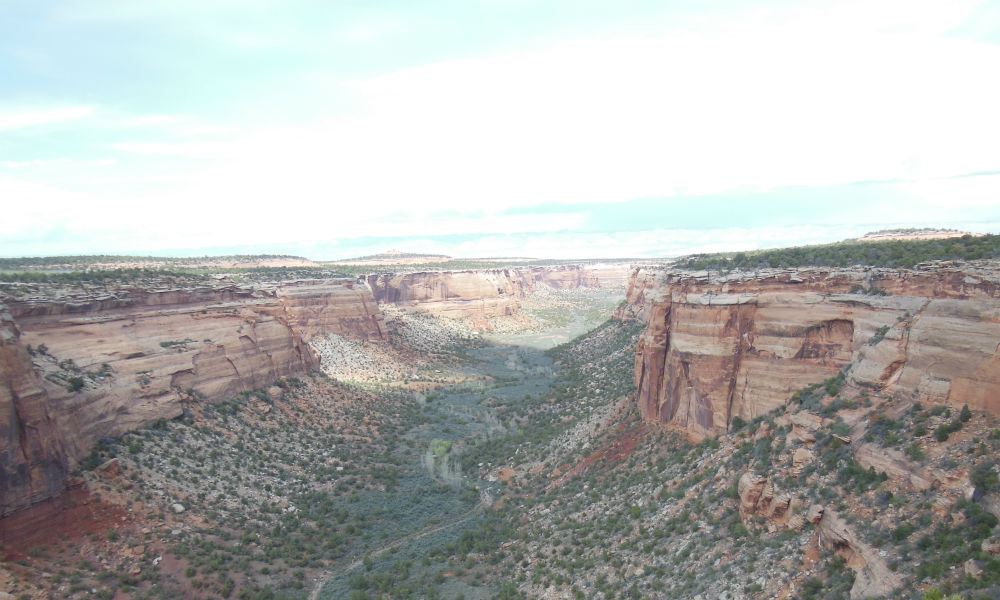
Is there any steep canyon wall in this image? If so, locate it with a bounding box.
[0,263,629,514]
[623,265,1000,439]
[0,305,68,515]
[0,278,385,515]
[367,263,630,323]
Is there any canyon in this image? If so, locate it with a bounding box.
[0,264,627,517]
[366,263,629,324]
[2,255,1000,599]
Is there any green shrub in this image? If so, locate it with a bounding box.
[970,461,999,492]
[676,233,1000,271]
[923,587,969,600]
[429,439,452,458]
[904,442,925,462]
[892,523,916,543]
[868,325,890,345]
[729,522,748,539]
[66,376,85,393]
[935,419,963,442]
[160,340,191,348]
[824,374,843,397]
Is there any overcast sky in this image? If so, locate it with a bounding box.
[2,0,999,259]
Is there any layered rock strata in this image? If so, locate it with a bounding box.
[0,263,628,514]
[738,471,902,599]
[624,264,1000,439]
[0,303,68,515]
[0,278,386,515]
[367,270,525,323]
[367,263,630,323]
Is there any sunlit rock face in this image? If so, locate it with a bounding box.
[0,278,392,514]
[366,264,630,325]
[623,264,1000,439]
[274,279,388,342]
[367,270,526,323]
[0,263,631,514]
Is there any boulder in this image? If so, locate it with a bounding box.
[793,447,814,469]
[965,559,984,579]
[806,504,825,525]
[738,472,767,516]
[769,493,792,520]
[982,537,1000,554]
[816,509,903,599]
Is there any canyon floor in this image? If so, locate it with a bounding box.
[2,282,999,600]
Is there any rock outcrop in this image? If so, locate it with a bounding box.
[624,264,1000,439]
[815,508,904,599]
[738,470,902,599]
[367,264,629,324]
[367,270,525,323]
[274,279,387,341]
[0,263,628,515]
[0,278,388,515]
[0,303,68,515]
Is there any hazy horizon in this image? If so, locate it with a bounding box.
[1,223,995,263]
[3,1,1000,259]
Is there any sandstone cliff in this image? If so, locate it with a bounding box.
[624,264,1000,439]
[367,270,525,323]
[0,278,389,515]
[273,279,387,342]
[0,303,69,515]
[0,263,628,515]
[366,263,629,324]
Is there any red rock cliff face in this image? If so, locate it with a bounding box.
[366,264,630,324]
[0,265,625,514]
[625,265,1000,439]
[0,278,386,514]
[528,264,630,290]
[275,279,387,342]
[367,270,526,322]
[0,303,69,516]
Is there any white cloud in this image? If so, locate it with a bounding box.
[904,173,1000,208]
[180,125,231,136]
[6,0,1000,257]
[336,19,406,44]
[1,158,116,169]
[3,159,55,169]
[111,141,235,158]
[122,0,998,228]
[0,177,82,236]
[0,106,94,131]
[108,113,231,137]
[119,114,183,127]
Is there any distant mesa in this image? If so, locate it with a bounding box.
[0,254,317,272]
[856,228,981,242]
[329,250,454,266]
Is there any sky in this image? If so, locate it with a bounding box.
[2,0,1000,260]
